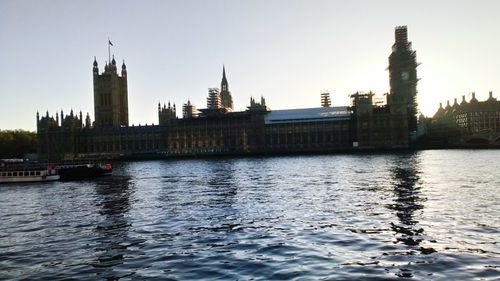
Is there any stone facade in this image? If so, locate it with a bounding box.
[93,56,129,127]
[37,26,418,160]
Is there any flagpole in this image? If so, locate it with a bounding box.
[108,37,111,65]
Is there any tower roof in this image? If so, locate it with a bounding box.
[221,65,228,85]
[395,26,408,45]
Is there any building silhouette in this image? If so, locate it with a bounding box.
[36,26,433,160]
[158,102,176,126]
[427,92,500,146]
[93,56,129,127]
[219,65,233,111]
[387,26,419,137]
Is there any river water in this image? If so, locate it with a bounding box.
[0,150,499,280]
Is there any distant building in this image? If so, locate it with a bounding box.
[37,26,420,160]
[429,92,500,146]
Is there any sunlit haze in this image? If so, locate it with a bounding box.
[1,0,499,130]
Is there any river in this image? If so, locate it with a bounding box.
[0,150,499,280]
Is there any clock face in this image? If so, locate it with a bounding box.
[401,71,410,81]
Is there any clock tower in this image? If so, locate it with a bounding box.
[388,26,419,134]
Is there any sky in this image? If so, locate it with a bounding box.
[1,0,499,130]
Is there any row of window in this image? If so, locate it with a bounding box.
[169,139,246,149]
[1,171,41,177]
[266,133,349,145]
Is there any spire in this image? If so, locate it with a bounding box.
[219,65,233,110]
[471,92,478,102]
[121,59,127,76]
[221,65,228,88]
[111,55,116,65]
[93,56,99,74]
[85,112,91,128]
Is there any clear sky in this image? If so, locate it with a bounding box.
[1,0,499,130]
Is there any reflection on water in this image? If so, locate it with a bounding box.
[389,153,425,248]
[92,167,136,280]
[0,151,499,280]
[387,153,432,278]
[206,160,237,209]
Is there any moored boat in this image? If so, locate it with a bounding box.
[0,164,60,183]
[55,162,112,180]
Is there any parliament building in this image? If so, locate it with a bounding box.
[37,26,421,160]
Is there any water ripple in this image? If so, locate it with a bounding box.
[0,151,499,280]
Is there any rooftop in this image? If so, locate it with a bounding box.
[264,107,351,124]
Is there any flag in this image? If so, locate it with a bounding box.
[108,40,113,46]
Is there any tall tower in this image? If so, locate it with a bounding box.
[93,56,129,127]
[388,26,419,133]
[219,65,233,111]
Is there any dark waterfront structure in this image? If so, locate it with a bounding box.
[37,26,421,160]
[426,92,500,146]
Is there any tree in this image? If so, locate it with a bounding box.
[0,130,37,158]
